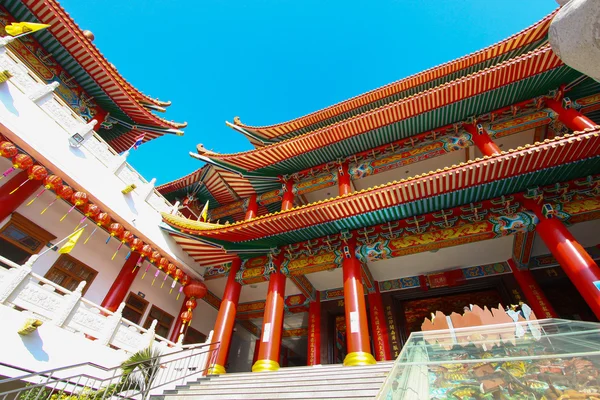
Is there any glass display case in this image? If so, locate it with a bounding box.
[377,319,600,399]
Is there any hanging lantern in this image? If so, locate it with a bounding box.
[9,165,47,195]
[143,250,161,279]
[84,212,111,244]
[2,153,33,179]
[185,298,197,310]
[152,257,169,286]
[177,274,190,300]
[41,184,73,215]
[0,141,17,158]
[170,268,185,294]
[180,310,193,325]
[133,243,151,273]
[27,174,62,206]
[140,246,155,277]
[126,237,143,260]
[60,191,88,222]
[106,222,124,244]
[161,263,177,288]
[183,280,207,300]
[112,230,133,260]
[75,203,100,230]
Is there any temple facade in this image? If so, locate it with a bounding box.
[0,0,599,385]
[158,7,600,373]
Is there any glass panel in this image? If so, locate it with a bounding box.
[1,225,42,252]
[376,319,600,399]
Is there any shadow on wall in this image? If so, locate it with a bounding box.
[0,85,20,116]
[19,328,49,362]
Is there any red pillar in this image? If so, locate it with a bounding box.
[101,252,141,312]
[524,199,600,319]
[307,292,321,365]
[507,259,558,319]
[342,239,376,366]
[337,161,352,196]
[208,258,242,375]
[368,286,392,361]
[245,193,258,220]
[463,123,502,157]
[545,98,596,132]
[253,254,286,372]
[281,180,294,211]
[0,170,42,222]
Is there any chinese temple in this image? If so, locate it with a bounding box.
[158,7,600,374]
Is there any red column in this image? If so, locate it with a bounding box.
[245,193,258,220]
[281,180,294,211]
[368,286,392,361]
[101,252,141,312]
[545,98,596,132]
[208,258,242,375]
[342,239,376,366]
[507,259,558,319]
[463,123,501,157]
[337,161,352,196]
[253,254,286,372]
[307,293,321,365]
[524,199,600,319]
[169,296,190,343]
[0,170,42,222]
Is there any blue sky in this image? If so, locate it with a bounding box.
[61,0,557,184]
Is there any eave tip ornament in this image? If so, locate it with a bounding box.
[196,143,218,156]
[233,116,241,125]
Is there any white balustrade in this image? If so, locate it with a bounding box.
[0,44,176,215]
[0,255,180,354]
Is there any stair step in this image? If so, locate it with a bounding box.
[180,381,384,394]
[156,388,379,399]
[187,376,386,389]
[206,365,392,380]
[200,370,390,383]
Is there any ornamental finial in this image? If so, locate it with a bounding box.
[233,116,241,125]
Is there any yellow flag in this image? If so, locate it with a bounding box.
[200,200,209,222]
[5,22,51,37]
[58,228,85,254]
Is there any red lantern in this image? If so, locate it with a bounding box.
[161,263,177,288]
[183,280,207,300]
[152,257,170,286]
[185,298,197,311]
[60,191,89,222]
[3,153,33,179]
[8,165,47,195]
[180,310,193,325]
[111,230,134,260]
[0,141,17,158]
[74,203,100,231]
[108,223,124,239]
[140,245,153,258]
[130,238,143,251]
[150,251,161,263]
[27,174,63,206]
[177,274,190,300]
[41,184,72,215]
[83,212,110,245]
[170,268,185,294]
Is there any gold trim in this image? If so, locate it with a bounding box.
[252,359,280,372]
[207,363,226,375]
[343,351,377,366]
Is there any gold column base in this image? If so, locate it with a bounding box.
[252,359,280,372]
[343,351,377,366]
[207,363,226,375]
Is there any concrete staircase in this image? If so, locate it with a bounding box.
[153,361,394,400]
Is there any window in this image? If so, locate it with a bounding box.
[44,254,97,293]
[0,213,56,265]
[122,292,148,325]
[144,306,174,338]
[183,326,207,345]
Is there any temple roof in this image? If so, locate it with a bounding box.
[162,128,600,251]
[3,0,187,152]
[232,10,557,146]
[196,45,575,177]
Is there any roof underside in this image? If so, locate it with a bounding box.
[232,10,557,144]
[2,0,185,152]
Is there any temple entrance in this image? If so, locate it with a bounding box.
[397,288,505,339]
[333,315,347,364]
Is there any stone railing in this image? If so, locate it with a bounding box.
[0,36,176,215]
[0,255,182,354]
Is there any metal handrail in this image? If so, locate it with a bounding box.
[0,341,220,400]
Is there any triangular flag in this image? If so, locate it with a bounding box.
[200,200,209,222]
[5,22,51,37]
[58,227,85,254]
